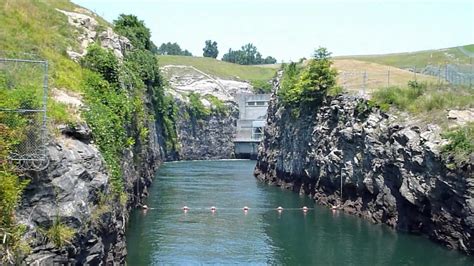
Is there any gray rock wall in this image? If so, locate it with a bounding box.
[18,120,164,264]
[255,93,474,254]
[173,101,238,160]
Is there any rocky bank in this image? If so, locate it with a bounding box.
[254,88,474,254]
[17,120,163,264]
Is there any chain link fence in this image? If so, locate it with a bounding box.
[0,56,49,171]
[339,63,472,98]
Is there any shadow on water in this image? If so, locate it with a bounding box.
[126,160,473,265]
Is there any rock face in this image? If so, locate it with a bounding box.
[172,101,238,160]
[17,119,163,264]
[255,91,474,254]
[56,9,132,61]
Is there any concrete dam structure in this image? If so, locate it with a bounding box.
[233,93,271,159]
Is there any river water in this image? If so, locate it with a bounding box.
[126,160,473,265]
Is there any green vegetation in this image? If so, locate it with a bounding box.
[205,94,227,115]
[371,81,473,113]
[250,80,272,94]
[0,125,30,264]
[337,44,474,68]
[114,14,154,51]
[80,13,176,198]
[222,43,277,65]
[157,42,192,56]
[441,123,473,166]
[188,92,211,119]
[278,48,338,106]
[158,55,277,82]
[43,217,75,248]
[203,40,219,59]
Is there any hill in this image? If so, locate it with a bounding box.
[333,59,438,94]
[336,44,474,69]
[157,55,277,82]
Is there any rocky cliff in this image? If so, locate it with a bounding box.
[172,101,238,160]
[255,90,474,254]
[17,121,163,264]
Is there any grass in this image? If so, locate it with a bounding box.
[441,123,474,165]
[336,44,474,69]
[333,59,439,94]
[158,55,277,82]
[371,81,474,115]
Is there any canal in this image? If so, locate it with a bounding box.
[126,160,473,265]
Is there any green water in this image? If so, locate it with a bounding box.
[126,160,473,265]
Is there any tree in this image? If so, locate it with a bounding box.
[203,40,218,58]
[114,14,152,51]
[278,47,337,106]
[157,42,193,56]
[221,43,277,65]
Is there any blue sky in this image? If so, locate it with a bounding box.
[73,0,474,62]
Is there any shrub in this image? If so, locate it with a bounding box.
[205,94,228,115]
[43,217,75,248]
[441,123,473,165]
[188,92,211,119]
[80,44,120,84]
[250,80,272,94]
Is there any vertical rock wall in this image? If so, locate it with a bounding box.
[255,93,474,254]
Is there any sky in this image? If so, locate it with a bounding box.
[73,0,474,62]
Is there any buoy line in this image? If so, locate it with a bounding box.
[141,206,319,212]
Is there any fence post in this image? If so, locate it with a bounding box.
[363,71,367,96]
[387,67,390,87]
[445,64,448,82]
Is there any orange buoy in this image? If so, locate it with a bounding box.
[243,206,249,211]
[210,206,217,212]
[302,206,309,212]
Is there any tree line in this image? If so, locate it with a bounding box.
[156,39,277,65]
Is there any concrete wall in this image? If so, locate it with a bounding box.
[235,93,271,141]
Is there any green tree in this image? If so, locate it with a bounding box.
[278,47,337,105]
[114,14,152,51]
[222,43,277,65]
[203,40,219,58]
[157,42,192,56]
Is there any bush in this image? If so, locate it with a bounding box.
[250,80,272,94]
[441,123,473,165]
[372,81,473,114]
[80,44,120,84]
[188,92,211,119]
[205,94,228,115]
[44,217,75,248]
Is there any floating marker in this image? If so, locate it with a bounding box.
[277,206,283,212]
[243,206,249,211]
[183,206,189,211]
[302,206,308,212]
[142,205,149,210]
[210,206,217,212]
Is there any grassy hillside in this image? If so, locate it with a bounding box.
[333,59,438,94]
[158,55,277,82]
[0,0,110,92]
[337,44,474,69]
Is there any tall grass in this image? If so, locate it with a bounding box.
[372,81,473,114]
